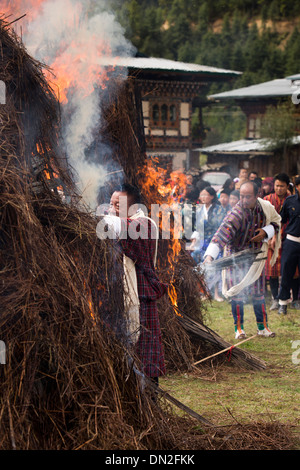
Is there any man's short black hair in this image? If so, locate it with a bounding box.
[120,182,142,203]
[274,173,290,185]
[295,176,300,186]
[230,190,240,198]
[253,177,262,188]
[220,189,230,196]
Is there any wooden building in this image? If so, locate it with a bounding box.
[197,74,300,177]
[116,56,241,172]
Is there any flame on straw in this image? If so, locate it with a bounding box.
[138,160,187,316]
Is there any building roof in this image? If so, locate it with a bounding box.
[195,136,300,155]
[98,56,242,78]
[285,73,300,82]
[125,57,241,76]
[208,76,300,101]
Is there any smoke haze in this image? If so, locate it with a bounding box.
[6,0,136,208]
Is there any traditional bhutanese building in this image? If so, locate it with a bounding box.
[197,74,300,177]
[115,56,241,172]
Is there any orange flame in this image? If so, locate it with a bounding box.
[33,144,60,183]
[82,279,96,324]
[1,0,45,21]
[2,1,117,105]
[139,160,187,316]
[46,41,115,105]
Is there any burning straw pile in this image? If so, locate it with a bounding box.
[0,18,164,450]
[99,86,267,373]
[0,18,293,450]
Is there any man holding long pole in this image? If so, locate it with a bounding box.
[204,181,281,339]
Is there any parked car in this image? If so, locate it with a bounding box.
[199,171,231,192]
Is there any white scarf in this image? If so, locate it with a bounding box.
[222,198,281,298]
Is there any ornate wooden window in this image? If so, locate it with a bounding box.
[170,104,177,123]
[152,104,159,122]
[150,102,179,128]
[248,116,261,138]
[161,104,168,122]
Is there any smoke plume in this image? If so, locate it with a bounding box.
[5,0,136,208]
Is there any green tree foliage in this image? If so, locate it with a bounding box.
[284,28,300,77]
[113,0,300,82]
[260,102,297,154]
[111,0,300,143]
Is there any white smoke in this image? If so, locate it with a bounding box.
[21,0,136,208]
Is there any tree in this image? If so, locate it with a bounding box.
[284,28,300,76]
[113,0,300,84]
[260,101,297,165]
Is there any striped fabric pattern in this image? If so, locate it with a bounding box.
[264,192,289,278]
[211,200,273,295]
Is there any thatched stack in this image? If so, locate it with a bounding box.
[0,17,162,450]
[0,18,292,450]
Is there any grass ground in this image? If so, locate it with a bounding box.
[160,294,300,449]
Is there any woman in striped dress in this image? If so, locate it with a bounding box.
[264,173,291,310]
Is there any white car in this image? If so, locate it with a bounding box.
[199,171,231,192]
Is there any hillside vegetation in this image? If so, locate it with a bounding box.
[109,0,300,146]
[112,0,300,90]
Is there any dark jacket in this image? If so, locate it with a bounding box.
[280,191,300,238]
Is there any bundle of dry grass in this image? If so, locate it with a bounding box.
[166,416,295,451]
[0,17,73,195]
[0,17,167,450]
[0,188,151,450]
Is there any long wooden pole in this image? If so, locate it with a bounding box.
[193,334,257,366]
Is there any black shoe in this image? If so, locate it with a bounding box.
[278,304,287,315]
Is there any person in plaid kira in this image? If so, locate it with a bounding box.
[100,183,167,389]
[263,173,293,312]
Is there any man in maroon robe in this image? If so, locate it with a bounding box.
[98,183,167,383]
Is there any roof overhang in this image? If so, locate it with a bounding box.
[194,136,300,157]
[96,56,242,82]
[208,76,300,101]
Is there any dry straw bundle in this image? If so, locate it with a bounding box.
[0,17,293,450]
[0,18,166,449]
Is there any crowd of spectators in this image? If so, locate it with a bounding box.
[165,168,300,310]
